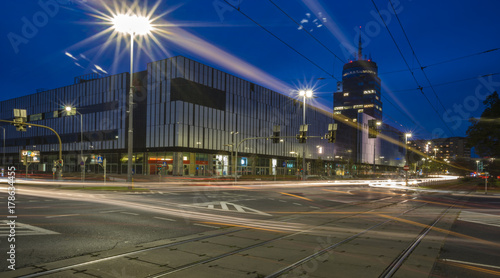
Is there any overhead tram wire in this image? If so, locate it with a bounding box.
[423,47,500,69]
[389,0,447,115]
[392,72,500,93]
[223,0,419,128]
[370,0,456,137]
[268,0,346,64]
[222,0,339,82]
[379,47,500,75]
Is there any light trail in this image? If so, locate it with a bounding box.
[279,192,313,202]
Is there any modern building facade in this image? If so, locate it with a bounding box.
[409,137,471,160]
[0,56,336,177]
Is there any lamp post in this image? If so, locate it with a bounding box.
[299,89,312,181]
[113,14,152,183]
[476,160,480,174]
[65,106,85,181]
[433,148,439,159]
[372,121,382,174]
[290,151,299,180]
[0,126,5,166]
[405,133,412,186]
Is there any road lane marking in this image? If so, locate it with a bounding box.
[154,217,176,222]
[46,214,79,218]
[120,212,139,216]
[293,203,303,206]
[442,259,500,270]
[99,210,124,214]
[309,206,319,209]
[194,223,220,229]
[322,189,353,195]
[279,192,313,202]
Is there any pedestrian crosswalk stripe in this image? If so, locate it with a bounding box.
[0,220,59,236]
[458,211,500,228]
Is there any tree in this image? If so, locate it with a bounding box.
[466,92,500,158]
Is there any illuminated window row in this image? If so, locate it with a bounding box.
[363,90,376,94]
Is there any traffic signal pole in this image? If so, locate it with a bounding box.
[0,120,63,179]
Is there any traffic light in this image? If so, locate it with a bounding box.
[297,124,308,144]
[13,109,27,132]
[55,159,63,168]
[327,123,337,143]
[272,125,280,143]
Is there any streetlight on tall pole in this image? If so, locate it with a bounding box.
[299,89,312,181]
[405,133,412,186]
[112,14,152,182]
[65,106,85,181]
[0,126,5,166]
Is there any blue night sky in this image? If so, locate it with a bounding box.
[1,0,499,141]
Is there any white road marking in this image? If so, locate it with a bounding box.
[458,211,500,228]
[442,258,500,270]
[99,210,124,214]
[309,206,319,209]
[194,223,219,229]
[0,220,59,236]
[195,201,271,216]
[46,214,79,218]
[154,217,176,222]
[120,212,139,216]
[279,200,286,203]
[293,203,302,206]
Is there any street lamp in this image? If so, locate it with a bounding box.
[290,151,299,180]
[433,148,439,159]
[0,126,5,166]
[65,106,85,181]
[113,14,152,182]
[372,120,382,174]
[299,89,313,180]
[476,160,480,174]
[404,133,412,186]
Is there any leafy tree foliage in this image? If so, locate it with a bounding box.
[466,92,500,157]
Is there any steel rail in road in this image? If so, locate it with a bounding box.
[266,192,471,278]
[17,190,428,278]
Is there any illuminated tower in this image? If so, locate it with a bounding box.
[333,31,382,120]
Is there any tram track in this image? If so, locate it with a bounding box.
[15,192,433,278]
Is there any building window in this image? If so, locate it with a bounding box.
[357,109,364,113]
[363,90,375,94]
[334,111,341,114]
[353,105,363,109]
[364,104,374,108]
[334,107,344,110]
[343,93,349,96]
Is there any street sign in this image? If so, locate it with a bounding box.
[96,156,103,164]
[403,165,410,171]
[80,161,84,166]
[163,161,167,167]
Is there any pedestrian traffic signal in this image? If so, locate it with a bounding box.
[297,124,308,143]
[13,109,27,132]
[326,123,337,143]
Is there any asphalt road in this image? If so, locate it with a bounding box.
[0,180,499,277]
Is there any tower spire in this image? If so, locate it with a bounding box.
[358,26,362,60]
